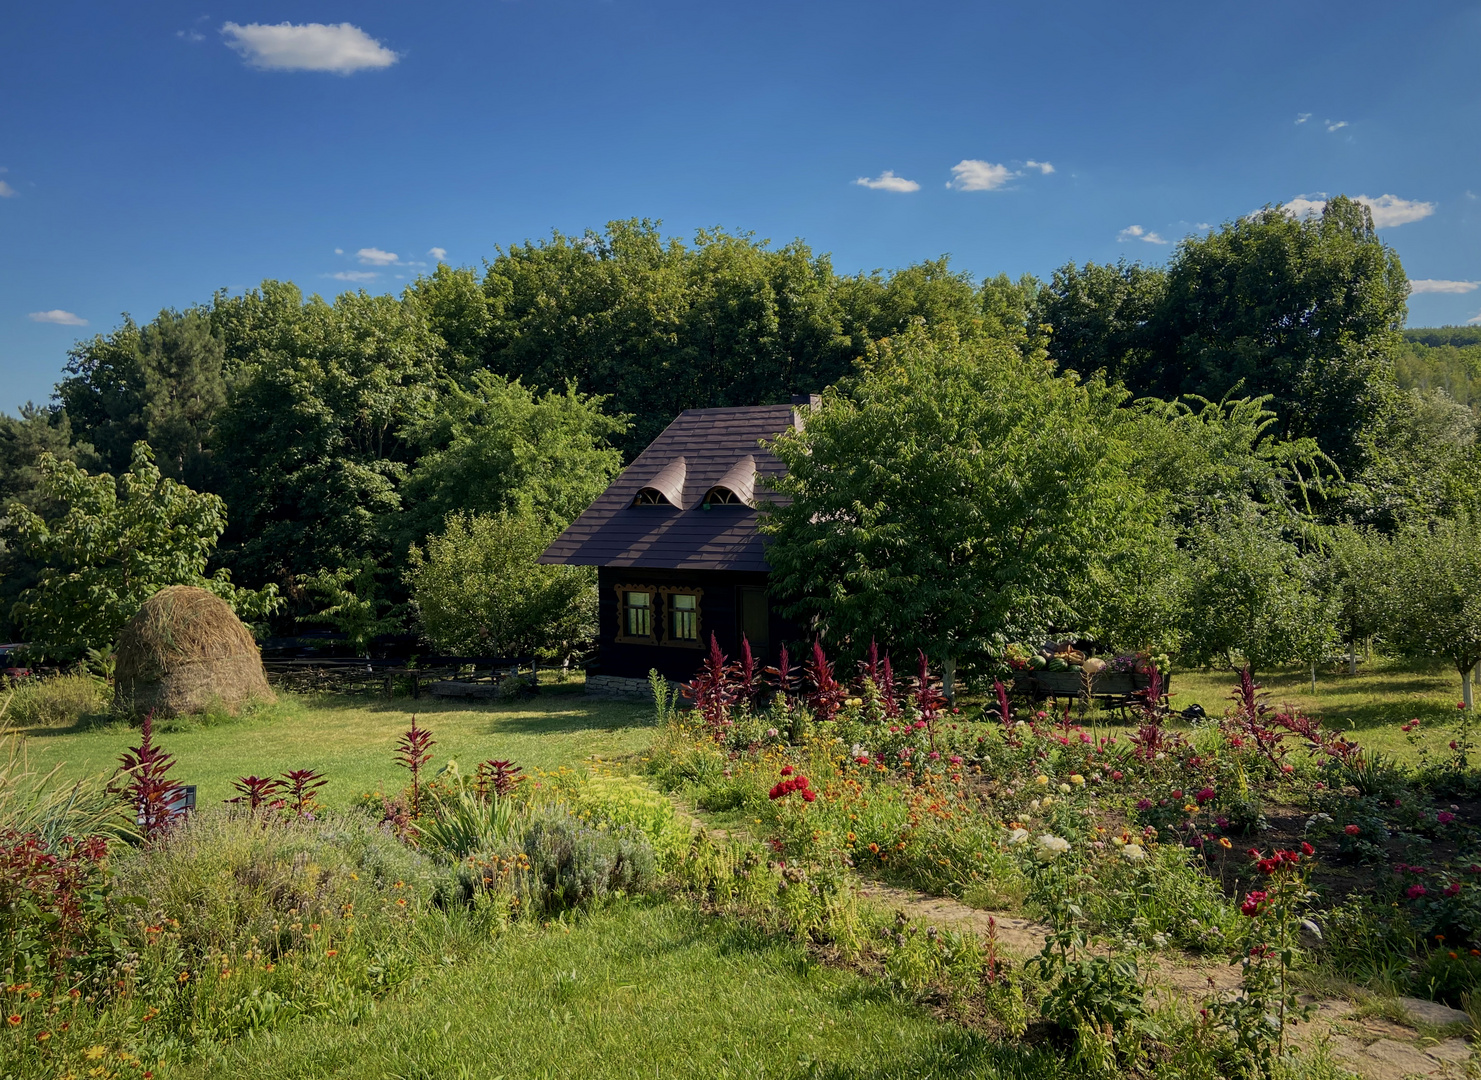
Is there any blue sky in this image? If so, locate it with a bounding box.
[3,1,1479,412]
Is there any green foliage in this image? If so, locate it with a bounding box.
[556,772,691,869]
[763,323,1157,676]
[396,370,626,551]
[1385,514,1481,700]
[1043,196,1408,475]
[413,789,521,859]
[1180,513,1337,675]
[406,510,594,659]
[297,558,404,654]
[2,673,111,728]
[8,443,280,660]
[211,283,443,587]
[519,806,657,911]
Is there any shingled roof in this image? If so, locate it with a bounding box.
[538,404,797,571]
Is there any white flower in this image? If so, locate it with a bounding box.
[1036,834,1070,859]
[1008,828,1030,845]
[1058,783,1072,794]
[1028,799,1040,813]
[1121,843,1147,862]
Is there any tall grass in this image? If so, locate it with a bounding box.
[0,720,130,846]
[2,672,111,729]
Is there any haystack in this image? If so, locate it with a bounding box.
[114,585,274,716]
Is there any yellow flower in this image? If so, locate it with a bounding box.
[1219,837,1232,849]
[1035,774,1049,785]
[1069,774,1085,786]
[85,1046,108,1060]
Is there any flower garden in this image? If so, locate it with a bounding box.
[2,642,1481,1079]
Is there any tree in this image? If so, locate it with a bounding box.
[212,288,443,588]
[394,371,626,554]
[405,511,594,662]
[8,443,279,660]
[1319,527,1393,675]
[0,406,102,640]
[1179,514,1337,678]
[1386,516,1481,707]
[761,323,1158,692]
[55,309,227,488]
[297,559,405,655]
[1041,197,1408,476]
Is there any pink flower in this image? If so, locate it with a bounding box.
[1406,884,1428,900]
[1136,798,1152,811]
[1445,883,1462,898]
[1438,811,1456,825]
[1241,890,1268,917]
[1172,789,1184,800]
[1111,770,1123,781]
[949,755,962,765]
[1344,824,1361,836]
[928,751,941,761]
[1195,787,1215,805]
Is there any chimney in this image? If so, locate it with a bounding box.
[790,393,820,429]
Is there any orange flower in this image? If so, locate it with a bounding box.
[325,950,338,957]
[35,1031,50,1042]
[6,1015,20,1026]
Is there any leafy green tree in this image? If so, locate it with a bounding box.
[405,511,594,662]
[1042,197,1408,475]
[0,406,102,639]
[297,559,404,655]
[1386,516,1481,707]
[1179,515,1337,678]
[8,443,279,660]
[394,371,626,553]
[1344,387,1480,528]
[762,323,1158,693]
[213,288,443,588]
[1319,527,1392,675]
[56,309,226,488]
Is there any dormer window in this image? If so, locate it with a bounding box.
[631,456,687,508]
[702,486,744,507]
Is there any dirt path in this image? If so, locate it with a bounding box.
[856,878,1475,1079]
[673,797,1475,1078]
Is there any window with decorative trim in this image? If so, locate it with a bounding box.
[613,585,659,643]
[658,586,704,647]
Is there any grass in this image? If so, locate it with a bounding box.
[10,680,654,808]
[1168,656,1470,759]
[183,899,1055,1080]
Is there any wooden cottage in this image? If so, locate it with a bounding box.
[539,401,810,697]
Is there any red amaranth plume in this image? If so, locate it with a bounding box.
[880,654,900,718]
[805,639,846,722]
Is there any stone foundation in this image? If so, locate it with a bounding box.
[584,674,653,700]
[585,673,675,701]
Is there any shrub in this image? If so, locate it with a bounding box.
[0,831,114,987]
[520,807,655,912]
[111,806,433,958]
[559,773,690,869]
[3,673,110,728]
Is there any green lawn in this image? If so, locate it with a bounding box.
[15,682,655,808]
[1168,656,1471,759]
[184,900,1053,1080]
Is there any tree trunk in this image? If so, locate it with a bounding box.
[1465,664,1477,711]
[942,656,956,702]
[1348,633,1357,676]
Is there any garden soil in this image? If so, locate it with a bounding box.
[114,585,274,717]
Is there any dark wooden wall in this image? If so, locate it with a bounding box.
[594,566,801,681]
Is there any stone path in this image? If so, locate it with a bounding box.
[855,880,1476,1080]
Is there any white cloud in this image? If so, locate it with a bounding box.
[334,247,344,255]
[1409,279,1479,295]
[29,310,87,326]
[1469,310,1481,326]
[1278,193,1433,227]
[1024,160,1055,175]
[356,247,398,266]
[328,271,378,282]
[176,29,205,42]
[1358,194,1435,227]
[1195,222,1212,230]
[428,247,448,262]
[1295,113,1311,124]
[947,160,1018,191]
[1118,225,1168,245]
[1282,195,1327,220]
[1326,119,1348,132]
[854,170,920,192]
[0,181,15,198]
[221,22,399,74]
